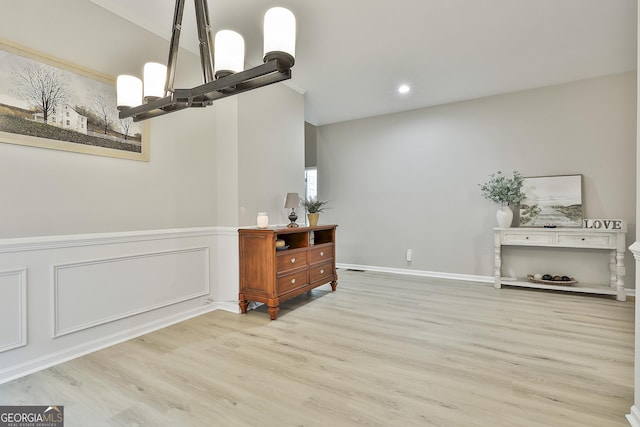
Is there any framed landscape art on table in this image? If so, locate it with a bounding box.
[0,40,149,161]
[518,174,583,227]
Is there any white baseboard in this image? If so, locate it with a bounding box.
[336,263,637,296]
[211,301,241,313]
[336,263,493,284]
[0,304,220,385]
[627,405,640,427]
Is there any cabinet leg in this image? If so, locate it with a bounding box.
[331,280,338,292]
[268,305,279,320]
[239,298,249,314]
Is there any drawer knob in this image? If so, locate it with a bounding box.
[581,238,585,241]
[320,251,324,256]
[290,258,296,263]
[291,278,296,284]
[525,236,529,240]
[320,269,324,274]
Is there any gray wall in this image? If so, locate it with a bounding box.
[305,122,318,168]
[214,84,305,228]
[318,72,637,287]
[0,0,216,237]
[0,0,304,236]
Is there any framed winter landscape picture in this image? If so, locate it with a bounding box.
[0,40,149,161]
[519,174,583,227]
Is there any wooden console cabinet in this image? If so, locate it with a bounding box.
[239,224,338,320]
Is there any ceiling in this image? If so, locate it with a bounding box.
[90,0,636,126]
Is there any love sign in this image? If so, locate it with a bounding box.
[583,218,627,232]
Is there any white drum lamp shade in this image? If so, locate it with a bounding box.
[263,7,296,66]
[214,30,245,78]
[116,75,143,109]
[143,62,167,100]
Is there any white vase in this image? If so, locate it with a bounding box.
[496,205,513,228]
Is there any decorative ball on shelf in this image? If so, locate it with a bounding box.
[561,276,571,281]
[553,275,562,281]
[542,274,553,281]
[275,239,286,248]
[533,273,543,280]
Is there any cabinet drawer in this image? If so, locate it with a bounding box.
[502,232,553,244]
[310,261,333,283]
[557,233,613,248]
[277,249,307,273]
[309,245,333,264]
[277,270,308,294]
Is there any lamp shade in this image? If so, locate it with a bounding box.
[284,193,300,209]
[263,7,296,68]
[214,30,245,79]
[143,62,167,100]
[116,75,142,109]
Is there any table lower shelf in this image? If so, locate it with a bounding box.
[499,279,620,297]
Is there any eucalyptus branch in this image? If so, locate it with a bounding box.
[479,171,524,205]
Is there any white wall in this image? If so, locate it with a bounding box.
[318,72,636,287]
[238,83,305,227]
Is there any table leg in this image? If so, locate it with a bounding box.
[615,249,626,302]
[609,250,617,288]
[494,234,502,289]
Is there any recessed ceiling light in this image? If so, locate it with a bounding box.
[398,84,411,94]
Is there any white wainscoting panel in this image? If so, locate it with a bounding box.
[0,227,240,384]
[53,247,210,337]
[0,268,27,353]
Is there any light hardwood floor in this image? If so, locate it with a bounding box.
[0,270,634,426]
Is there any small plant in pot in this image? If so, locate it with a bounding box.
[302,197,329,227]
[479,171,524,228]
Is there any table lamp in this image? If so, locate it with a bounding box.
[284,193,300,228]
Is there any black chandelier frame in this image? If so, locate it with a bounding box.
[119,0,294,122]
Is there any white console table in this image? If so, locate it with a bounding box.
[494,227,627,301]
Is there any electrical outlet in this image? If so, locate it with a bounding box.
[406,249,412,262]
[203,298,214,305]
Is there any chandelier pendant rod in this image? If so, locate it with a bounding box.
[193,0,215,85]
[165,0,186,96]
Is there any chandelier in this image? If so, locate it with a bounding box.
[116,0,296,121]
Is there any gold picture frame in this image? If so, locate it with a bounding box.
[0,39,149,161]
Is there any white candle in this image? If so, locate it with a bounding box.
[257,212,269,228]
